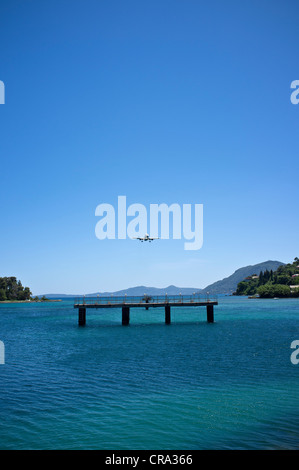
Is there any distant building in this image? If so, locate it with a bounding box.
[244,274,258,281]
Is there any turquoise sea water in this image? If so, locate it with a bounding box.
[0,297,298,450]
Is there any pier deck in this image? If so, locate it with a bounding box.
[74,294,218,326]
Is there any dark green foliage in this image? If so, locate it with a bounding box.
[235,279,259,296]
[235,258,299,298]
[276,274,290,285]
[0,288,6,301]
[257,284,291,298]
[0,277,32,301]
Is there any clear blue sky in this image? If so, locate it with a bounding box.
[0,0,298,294]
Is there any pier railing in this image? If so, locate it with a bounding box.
[74,293,217,306]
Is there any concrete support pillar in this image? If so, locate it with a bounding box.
[122,306,130,325]
[207,304,214,323]
[165,305,171,324]
[79,307,86,326]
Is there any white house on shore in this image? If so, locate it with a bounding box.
[290,285,299,292]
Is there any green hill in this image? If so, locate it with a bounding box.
[235,257,299,298]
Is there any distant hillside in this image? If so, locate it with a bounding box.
[89,285,199,297]
[41,261,285,298]
[200,260,284,295]
[43,285,200,298]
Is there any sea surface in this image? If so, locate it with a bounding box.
[0,297,298,450]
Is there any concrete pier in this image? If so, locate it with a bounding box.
[78,307,86,326]
[165,305,171,324]
[75,294,218,326]
[207,304,214,323]
[122,306,130,326]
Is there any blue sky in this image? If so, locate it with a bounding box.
[0,0,298,294]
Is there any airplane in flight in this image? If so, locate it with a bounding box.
[133,233,159,242]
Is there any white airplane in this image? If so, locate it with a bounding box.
[133,233,159,242]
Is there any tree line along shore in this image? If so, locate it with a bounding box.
[1,258,299,303]
[0,277,56,302]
